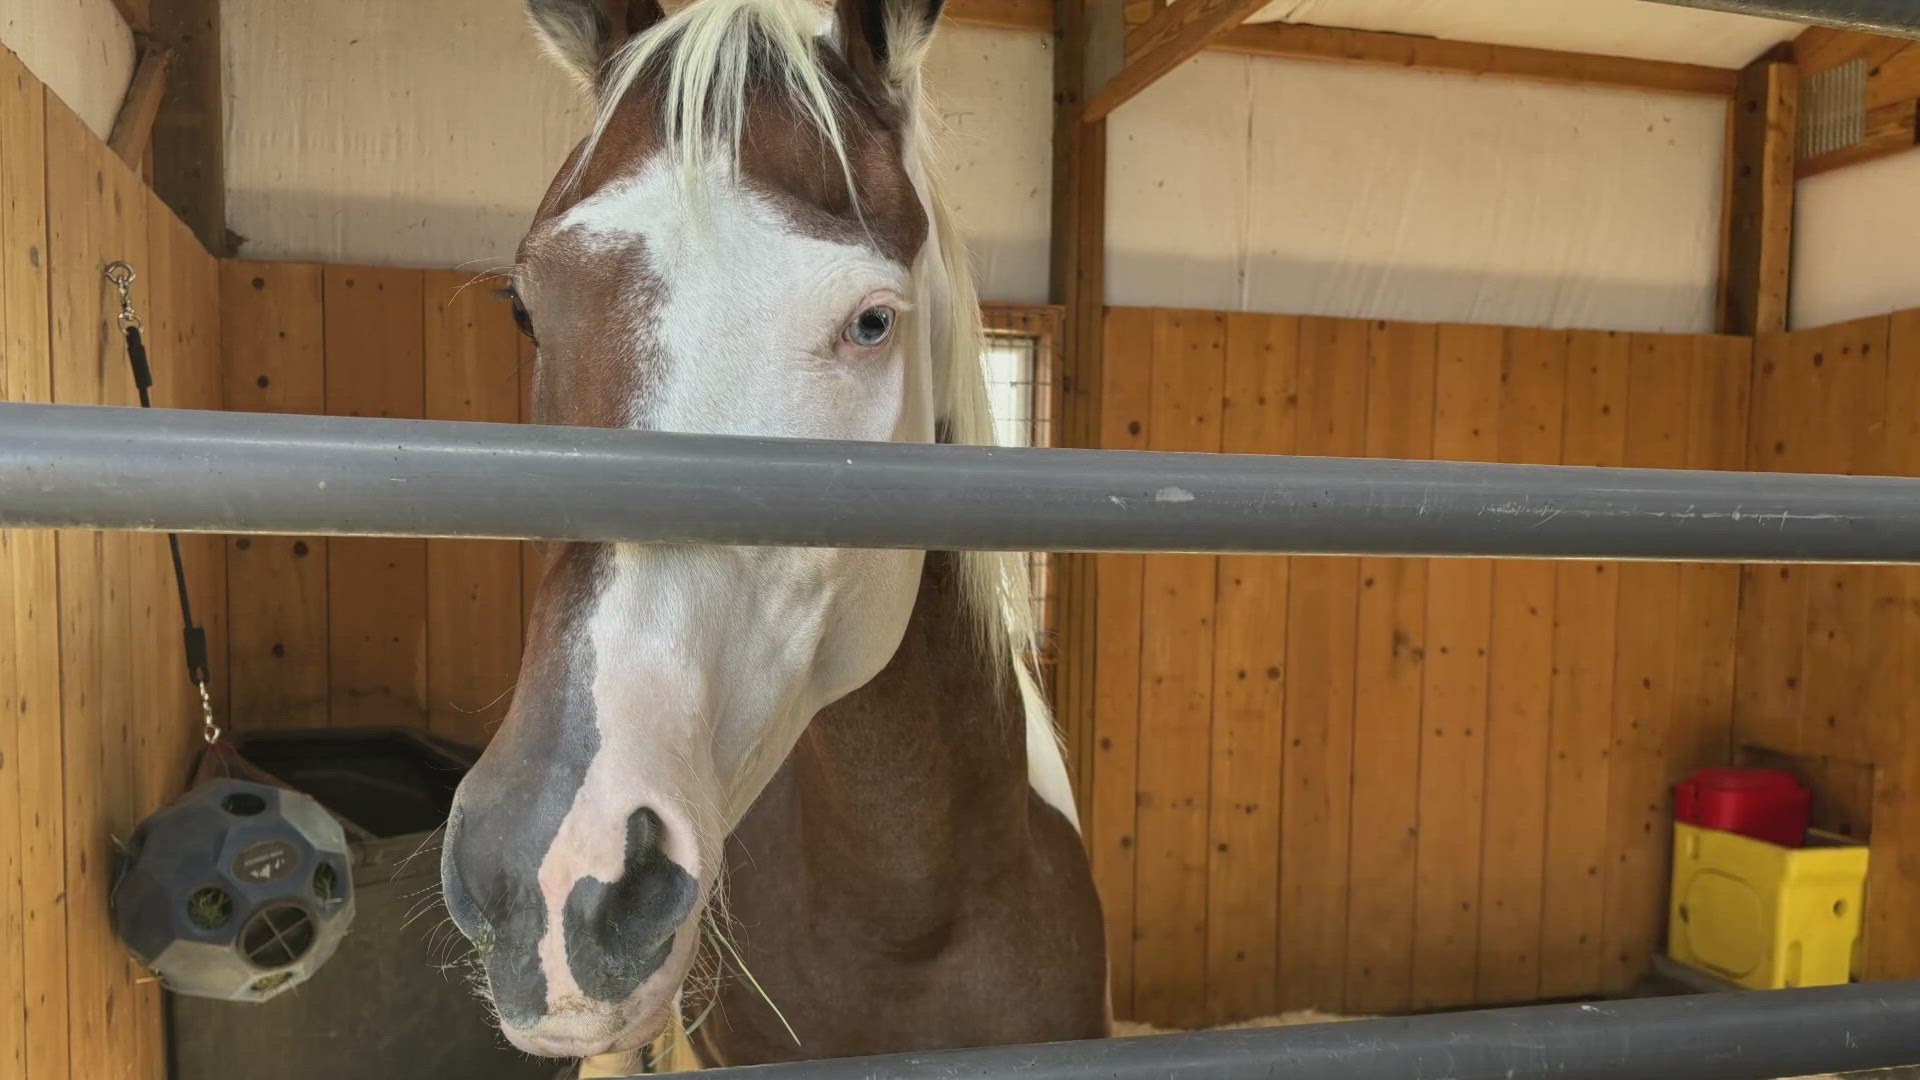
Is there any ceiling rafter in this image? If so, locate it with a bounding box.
[1084,0,1270,122]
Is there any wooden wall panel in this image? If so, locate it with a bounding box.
[1204,313,1295,1021]
[1599,335,1692,992]
[1734,328,1824,755]
[1,45,70,1080]
[0,503,22,1080]
[1,51,225,1080]
[221,261,328,729]
[47,91,131,1080]
[323,267,428,728]
[1343,320,1433,1016]
[1734,310,1920,981]
[1867,309,1920,978]
[1276,316,1366,1012]
[1538,330,1629,999]
[1670,337,1749,778]
[1793,320,1889,767]
[1412,325,1499,1009]
[1132,311,1226,1026]
[1082,309,1803,1019]
[218,265,531,746]
[0,46,45,1080]
[423,271,523,746]
[1088,307,1153,1016]
[1476,328,1565,1003]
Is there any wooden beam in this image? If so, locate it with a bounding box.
[1048,0,1110,812]
[108,48,171,167]
[1720,52,1800,335]
[1083,0,1268,122]
[1796,24,1912,86]
[945,0,1055,32]
[944,3,1756,104]
[1208,22,1740,96]
[149,0,226,254]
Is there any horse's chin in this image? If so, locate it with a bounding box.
[497,907,704,1059]
[501,995,676,1059]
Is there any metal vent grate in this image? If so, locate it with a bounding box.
[1800,58,1867,161]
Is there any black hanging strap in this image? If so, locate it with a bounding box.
[107,263,214,703]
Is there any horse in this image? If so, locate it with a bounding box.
[438,0,1110,1064]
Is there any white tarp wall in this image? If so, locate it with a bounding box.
[0,0,133,139]
[1794,151,1920,330]
[220,0,1054,303]
[1105,52,1728,332]
[223,0,1730,332]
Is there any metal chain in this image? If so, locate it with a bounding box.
[198,681,221,746]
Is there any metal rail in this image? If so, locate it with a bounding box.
[1641,0,1920,40]
[655,978,1920,1080]
[6,402,1920,562]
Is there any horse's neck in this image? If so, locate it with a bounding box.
[785,551,1032,896]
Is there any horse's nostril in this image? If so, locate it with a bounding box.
[561,807,698,1004]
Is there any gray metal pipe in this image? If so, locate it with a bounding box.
[1640,0,1920,39]
[6,401,1920,562]
[657,979,1920,1080]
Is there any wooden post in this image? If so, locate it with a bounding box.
[1720,47,1799,335]
[108,48,172,167]
[149,0,227,254]
[1048,0,1115,805]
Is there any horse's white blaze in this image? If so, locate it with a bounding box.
[553,157,928,444]
[548,157,930,828]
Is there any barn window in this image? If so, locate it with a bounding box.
[980,304,1062,661]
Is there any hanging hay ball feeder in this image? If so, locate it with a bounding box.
[112,777,355,1002]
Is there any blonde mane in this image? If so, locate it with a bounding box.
[568,0,1047,706]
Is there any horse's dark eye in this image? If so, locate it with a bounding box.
[495,285,537,343]
[509,296,537,342]
[845,306,894,348]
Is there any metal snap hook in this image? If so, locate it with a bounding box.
[104,260,143,330]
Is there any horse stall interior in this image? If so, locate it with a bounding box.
[6,0,1920,1077]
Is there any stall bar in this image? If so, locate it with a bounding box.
[5,402,1920,563]
[659,978,1920,1080]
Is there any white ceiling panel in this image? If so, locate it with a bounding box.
[1246,0,1804,69]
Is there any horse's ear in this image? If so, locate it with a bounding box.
[526,0,667,89]
[834,0,944,99]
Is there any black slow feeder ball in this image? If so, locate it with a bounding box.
[112,778,355,1002]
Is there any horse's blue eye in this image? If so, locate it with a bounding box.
[847,306,894,347]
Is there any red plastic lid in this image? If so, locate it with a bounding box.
[1684,767,1805,792]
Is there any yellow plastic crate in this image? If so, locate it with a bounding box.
[1667,821,1867,990]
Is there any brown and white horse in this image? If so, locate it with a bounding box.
[439,0,1109,1064]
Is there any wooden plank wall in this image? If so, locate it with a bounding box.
[1738,310,1920,982]
[220,262,528,743]
[1,46,226,1080]
[1091,307,1754,1025]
